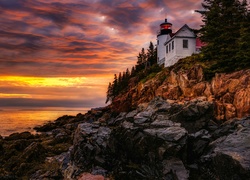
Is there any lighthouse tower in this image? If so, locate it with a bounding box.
[157,19,172,66]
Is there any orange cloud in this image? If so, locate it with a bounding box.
[0,0,204,109]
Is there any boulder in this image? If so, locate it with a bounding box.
[69,123,112,178]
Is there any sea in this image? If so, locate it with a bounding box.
[0,109,88,137]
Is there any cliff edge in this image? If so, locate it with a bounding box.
[112,65,250,121]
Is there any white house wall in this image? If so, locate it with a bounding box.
[176,26,195,37]
[175,37,196,56]
[164,37,196,67]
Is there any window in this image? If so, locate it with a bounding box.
[166,46,168,53]
[157,40,159,45]
[172,41,174,50]
[183,40,188,48]
[169,44,171,52]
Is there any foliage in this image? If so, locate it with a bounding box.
[140,72,158,84]
[200,0,250,74]
[106,42,159,103]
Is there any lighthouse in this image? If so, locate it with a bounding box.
[157,19,172,66]
[157,18,203,67]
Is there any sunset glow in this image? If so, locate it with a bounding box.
[0,0,205,110]
[0,76,89,87]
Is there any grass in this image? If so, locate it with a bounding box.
[140,72,158,83]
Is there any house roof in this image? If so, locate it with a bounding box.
[164,24,196,45]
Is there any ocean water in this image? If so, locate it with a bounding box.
[0,110,87,137]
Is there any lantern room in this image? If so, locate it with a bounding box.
[159,19,172,35]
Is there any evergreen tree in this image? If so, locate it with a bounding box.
[131,66,136,77]
[105,82,113,103]
[147,41,157,66]
[136,48,147,71]
[125,68,130,79]
[112,74,118,97]
[117,72,122,92]
[200,0,248,72]
[235,3,250,69]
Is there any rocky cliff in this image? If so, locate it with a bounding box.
[112,65,250,121]
[1,66,250,179]
[64,97,250,179]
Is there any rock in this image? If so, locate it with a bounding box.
[151,119,179,128]
[5,131,34,141]
[19,142,46,162]
[214,128,250,171]
[144,127,187,142]
[134,110,152,124]
[34,122,57,132]
[234,87,250,118]
[77,173,105,180]
[163,158,189,180]
[197,117,250,179]
[69,123,112,178]
[111,66,250,121]
[171,100,214,133]
[125,110,137,120]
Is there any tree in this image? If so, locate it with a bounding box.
[105,41,160,104]
[112,74,118,97]
[136,48,147,71]
[200,0,248,72]
[131,66,136,77]
[235,2,250,69]
[105,82,113,103]
[147,41,157,66]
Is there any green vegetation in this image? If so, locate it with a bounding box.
[106,42,162,103]
[140,72,158,84]
[199,0,250,74]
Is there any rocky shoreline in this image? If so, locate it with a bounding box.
[1,97,250,179]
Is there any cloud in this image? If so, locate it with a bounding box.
[0,0,205,109]
[0,98,103,108]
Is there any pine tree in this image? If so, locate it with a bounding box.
[105,82,113,103]
[200,0,248,72]
[235,2,250,69]
[112,74,118,97]
[131,66,136,77]
[147,41,157,66]
[125,68,130,79]
[136,48,147,71]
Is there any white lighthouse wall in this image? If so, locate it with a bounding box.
[157,35,169,66]
[165,39,176,67]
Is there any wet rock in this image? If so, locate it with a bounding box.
[171,100,214,133]
[125,110,137,120]
[212,128,250,178]
[195,117,250,179]
[144,127,187,142]
[163,158,189,180]
[77,173,105,180]
[5,131,34,141]
[69,123,112,178]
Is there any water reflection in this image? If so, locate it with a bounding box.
[0,110,86,137]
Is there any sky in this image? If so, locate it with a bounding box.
[0,0,204,110]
